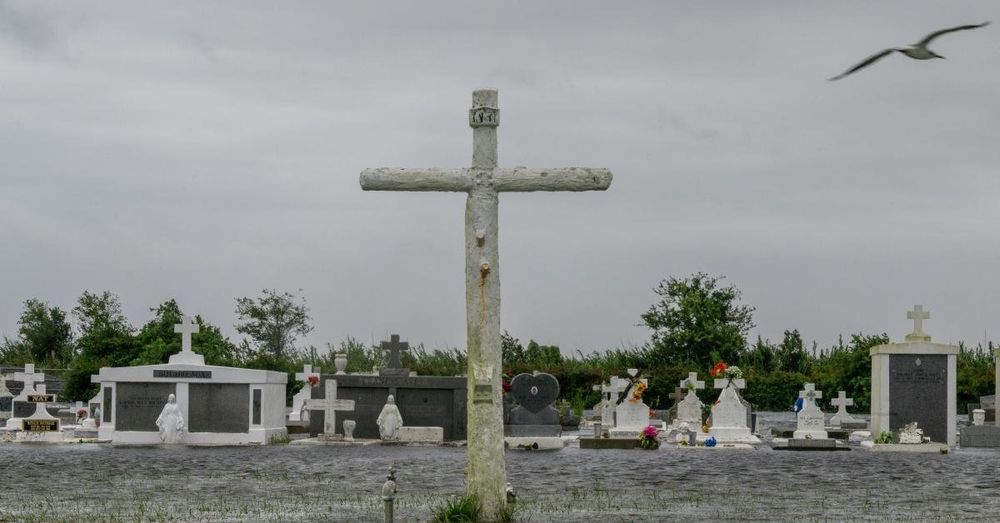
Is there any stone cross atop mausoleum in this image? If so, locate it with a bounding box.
[379,334,410,377]
[906,304,931,342]
[360,89,612,515]
[13,364,45,399]
[170,315,205,365]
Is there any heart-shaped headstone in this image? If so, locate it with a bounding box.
[509,372,560,414]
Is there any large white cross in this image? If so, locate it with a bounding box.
[680,372,705,391]
[295,364,321,383]
[360,89,611,513]
[799,382,822,402]
[13,364,45,399]
[174,316,199,354]
[305,379,356,435]
[906,304,931,341]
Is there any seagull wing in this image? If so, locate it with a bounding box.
[916,21,991,47]
[828,48,898,81]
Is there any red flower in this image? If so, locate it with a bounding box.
[710,361,728,378]
[502,380,512,394]
[642,425,659,438]
[307,375,319,387]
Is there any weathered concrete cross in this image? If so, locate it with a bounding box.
[360,89,611,513]
[13,364,45,399]
[906,304,931,342]
[306,379,356,435]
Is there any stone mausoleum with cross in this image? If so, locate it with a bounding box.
[308,333,468,440]
[870,305,959,446]
[91,316,288,445]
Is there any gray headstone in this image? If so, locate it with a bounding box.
[188,383,250,433]
[116,382,177,432]
[509,373,559,414]
[889,354,948,444]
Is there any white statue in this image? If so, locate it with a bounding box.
[376,395,403,440]
[155,394,185,444]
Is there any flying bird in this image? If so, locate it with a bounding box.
[829,21,990,81]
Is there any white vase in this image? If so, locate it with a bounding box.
[334,353,348,375]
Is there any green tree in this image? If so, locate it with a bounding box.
[640,272,755,369]
[63,291,137,401]
[11,299,75,366]
[501,330,524,369]
[133,299,239,366]
[524,340,563,367]
[235,289,313,360]
[776,329,807,373]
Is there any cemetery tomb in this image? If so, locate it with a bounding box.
[610,369,653,438]
[308,334,466,440]
[870,305,957,446]
[708,376,761,444]
[91,316,288,445]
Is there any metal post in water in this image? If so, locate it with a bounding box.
[381,466,397,523]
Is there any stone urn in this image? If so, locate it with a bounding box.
[343,419,356,441]
[334,353,348,375]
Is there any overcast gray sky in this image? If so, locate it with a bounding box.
[1,1,998,357]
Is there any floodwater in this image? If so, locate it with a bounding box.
[1,419,998,522]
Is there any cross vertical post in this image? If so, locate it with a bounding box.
[360,89,611,516]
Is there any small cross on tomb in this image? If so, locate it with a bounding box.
[295,364,321,383]
[13,364,45,398]
[305,379,356,435]
[668,387,687,404]
[680,372,705,392]
[170,315,205,365]
[383,334,408,369]
[906,304,932,342]
[799,383,822,404]
[831,390,853,413]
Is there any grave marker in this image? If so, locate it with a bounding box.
[829,390,859,427]
[379,334,410,377]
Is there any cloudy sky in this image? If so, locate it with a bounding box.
[1,1,998,357]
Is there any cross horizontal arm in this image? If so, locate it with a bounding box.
[494,167,612,192]
[360,168,471,192]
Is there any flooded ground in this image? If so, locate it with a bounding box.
[2,416,996,522]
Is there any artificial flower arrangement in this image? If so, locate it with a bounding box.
[77,408,88,420]
[629,381,648,403]
[709,361,743,380]
[638,424,660,450]
[307,375,320,388]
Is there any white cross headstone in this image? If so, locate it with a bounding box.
[12,364,45,401]
[905,304,931,342]
[709,374,759,443]
[305,379,356,436]
[360,89,612,514]
[289,365,322,422]
[829,390,858,427]
[793,383,828,439]
[169,315,205,365]
[674,372,706,427]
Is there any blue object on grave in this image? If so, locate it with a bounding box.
[705,436,717,447]
[794,397,804,413]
